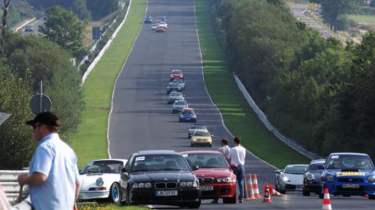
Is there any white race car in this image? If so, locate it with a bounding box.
[79,159,127,203]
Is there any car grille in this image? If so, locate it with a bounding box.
[337,178,363,183]
[155,182,177,189]
[199,177,215,184]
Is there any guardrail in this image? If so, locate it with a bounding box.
[233,74,321,160]
[0,170,31,210]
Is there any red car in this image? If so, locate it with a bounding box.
[181,150,237,203]
[169,69,184,80]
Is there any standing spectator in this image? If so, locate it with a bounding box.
[218,139,231,161]
[0,184,11,210]
[229,136,246,203]
[18,112,80,210]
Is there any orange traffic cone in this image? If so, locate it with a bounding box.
[263,184,272,203]
[251,174,261,199]
[322,188,332,210]
[245,174,256,200]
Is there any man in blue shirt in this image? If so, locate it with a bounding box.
[18,112,80,210]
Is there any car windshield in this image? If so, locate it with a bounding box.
[308,164,324,171]
[84,160,123,174]
[182,110,193,114]
[193,131,210,136]
[185,153,229,169]
[326,155,374,170]
[131,154,191,172]
[284,165,307,174]
[191,124,206,129]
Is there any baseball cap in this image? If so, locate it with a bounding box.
[26,112,60,127]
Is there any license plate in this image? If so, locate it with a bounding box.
[201,185,214,191]
[342,184,360,189]
[155,190,178,197]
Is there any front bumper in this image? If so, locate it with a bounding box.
[128,188,200,205]
[324,179,375,196]
[79,190,110,200]
[200,183,236,199]
[304,180,322,193]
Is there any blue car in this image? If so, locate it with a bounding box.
[320,152,375,199]
[179,108,197,123]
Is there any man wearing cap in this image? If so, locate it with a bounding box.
[18,112,80,210]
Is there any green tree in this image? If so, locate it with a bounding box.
[40,6,85,58]
[0,63,33,169]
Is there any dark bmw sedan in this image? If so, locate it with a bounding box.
[117,150,201,208]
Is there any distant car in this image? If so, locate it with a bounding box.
[275,164,308,194]
[151,23,158,30]
[144,15,153,24]
[118,150,201,208]
[79,159,127,203]
[172,99,188,113]
[155,25,167,32]
[179,108,197,123]
[168,79,185,90]
[320,152,375,199]
[188,124,208,138]
[302,159,325,196]
[190,130,213,147]
[170,69,184,80]
[166,82,184,94]
[168,91,184,104]
[181,151,236,203]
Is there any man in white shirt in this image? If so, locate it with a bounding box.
[229,137,246,203]
[218,139,231,161]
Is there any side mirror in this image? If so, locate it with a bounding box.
[121,168,127,173]
[275,169,282,174]
[79,169,84,175]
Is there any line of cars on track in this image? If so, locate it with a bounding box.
[144,15,168,32]
[274,152,375,200]
[78,150,238,208]
[166,69,214,147]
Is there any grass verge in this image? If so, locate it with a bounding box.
[195,0,309,168]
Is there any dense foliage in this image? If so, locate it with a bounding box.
[40,6,85,58]
[0,32,83,169]
[215,0,375,156]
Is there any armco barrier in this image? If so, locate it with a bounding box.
[0,170,31,210]
[233,74,320,160]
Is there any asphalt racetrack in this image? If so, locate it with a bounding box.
[108,0,375,209]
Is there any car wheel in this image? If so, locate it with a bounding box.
[113,183,126,206]
[187,200,201,208]
[223,195,236,204]
[302,189,310,197]
[191,143,195,147]
[368,195,375,200]
[110,183,122,203]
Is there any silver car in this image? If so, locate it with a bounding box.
[168,91,184,104]
[172,99,188,113]
[275,164,308,194]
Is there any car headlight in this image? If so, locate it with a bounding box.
[281,175,289,182]
[368,175,375,183]
[217,176,236,183]
[96,177,104,186]
[132,182,152,189]
[306,173,315,180]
